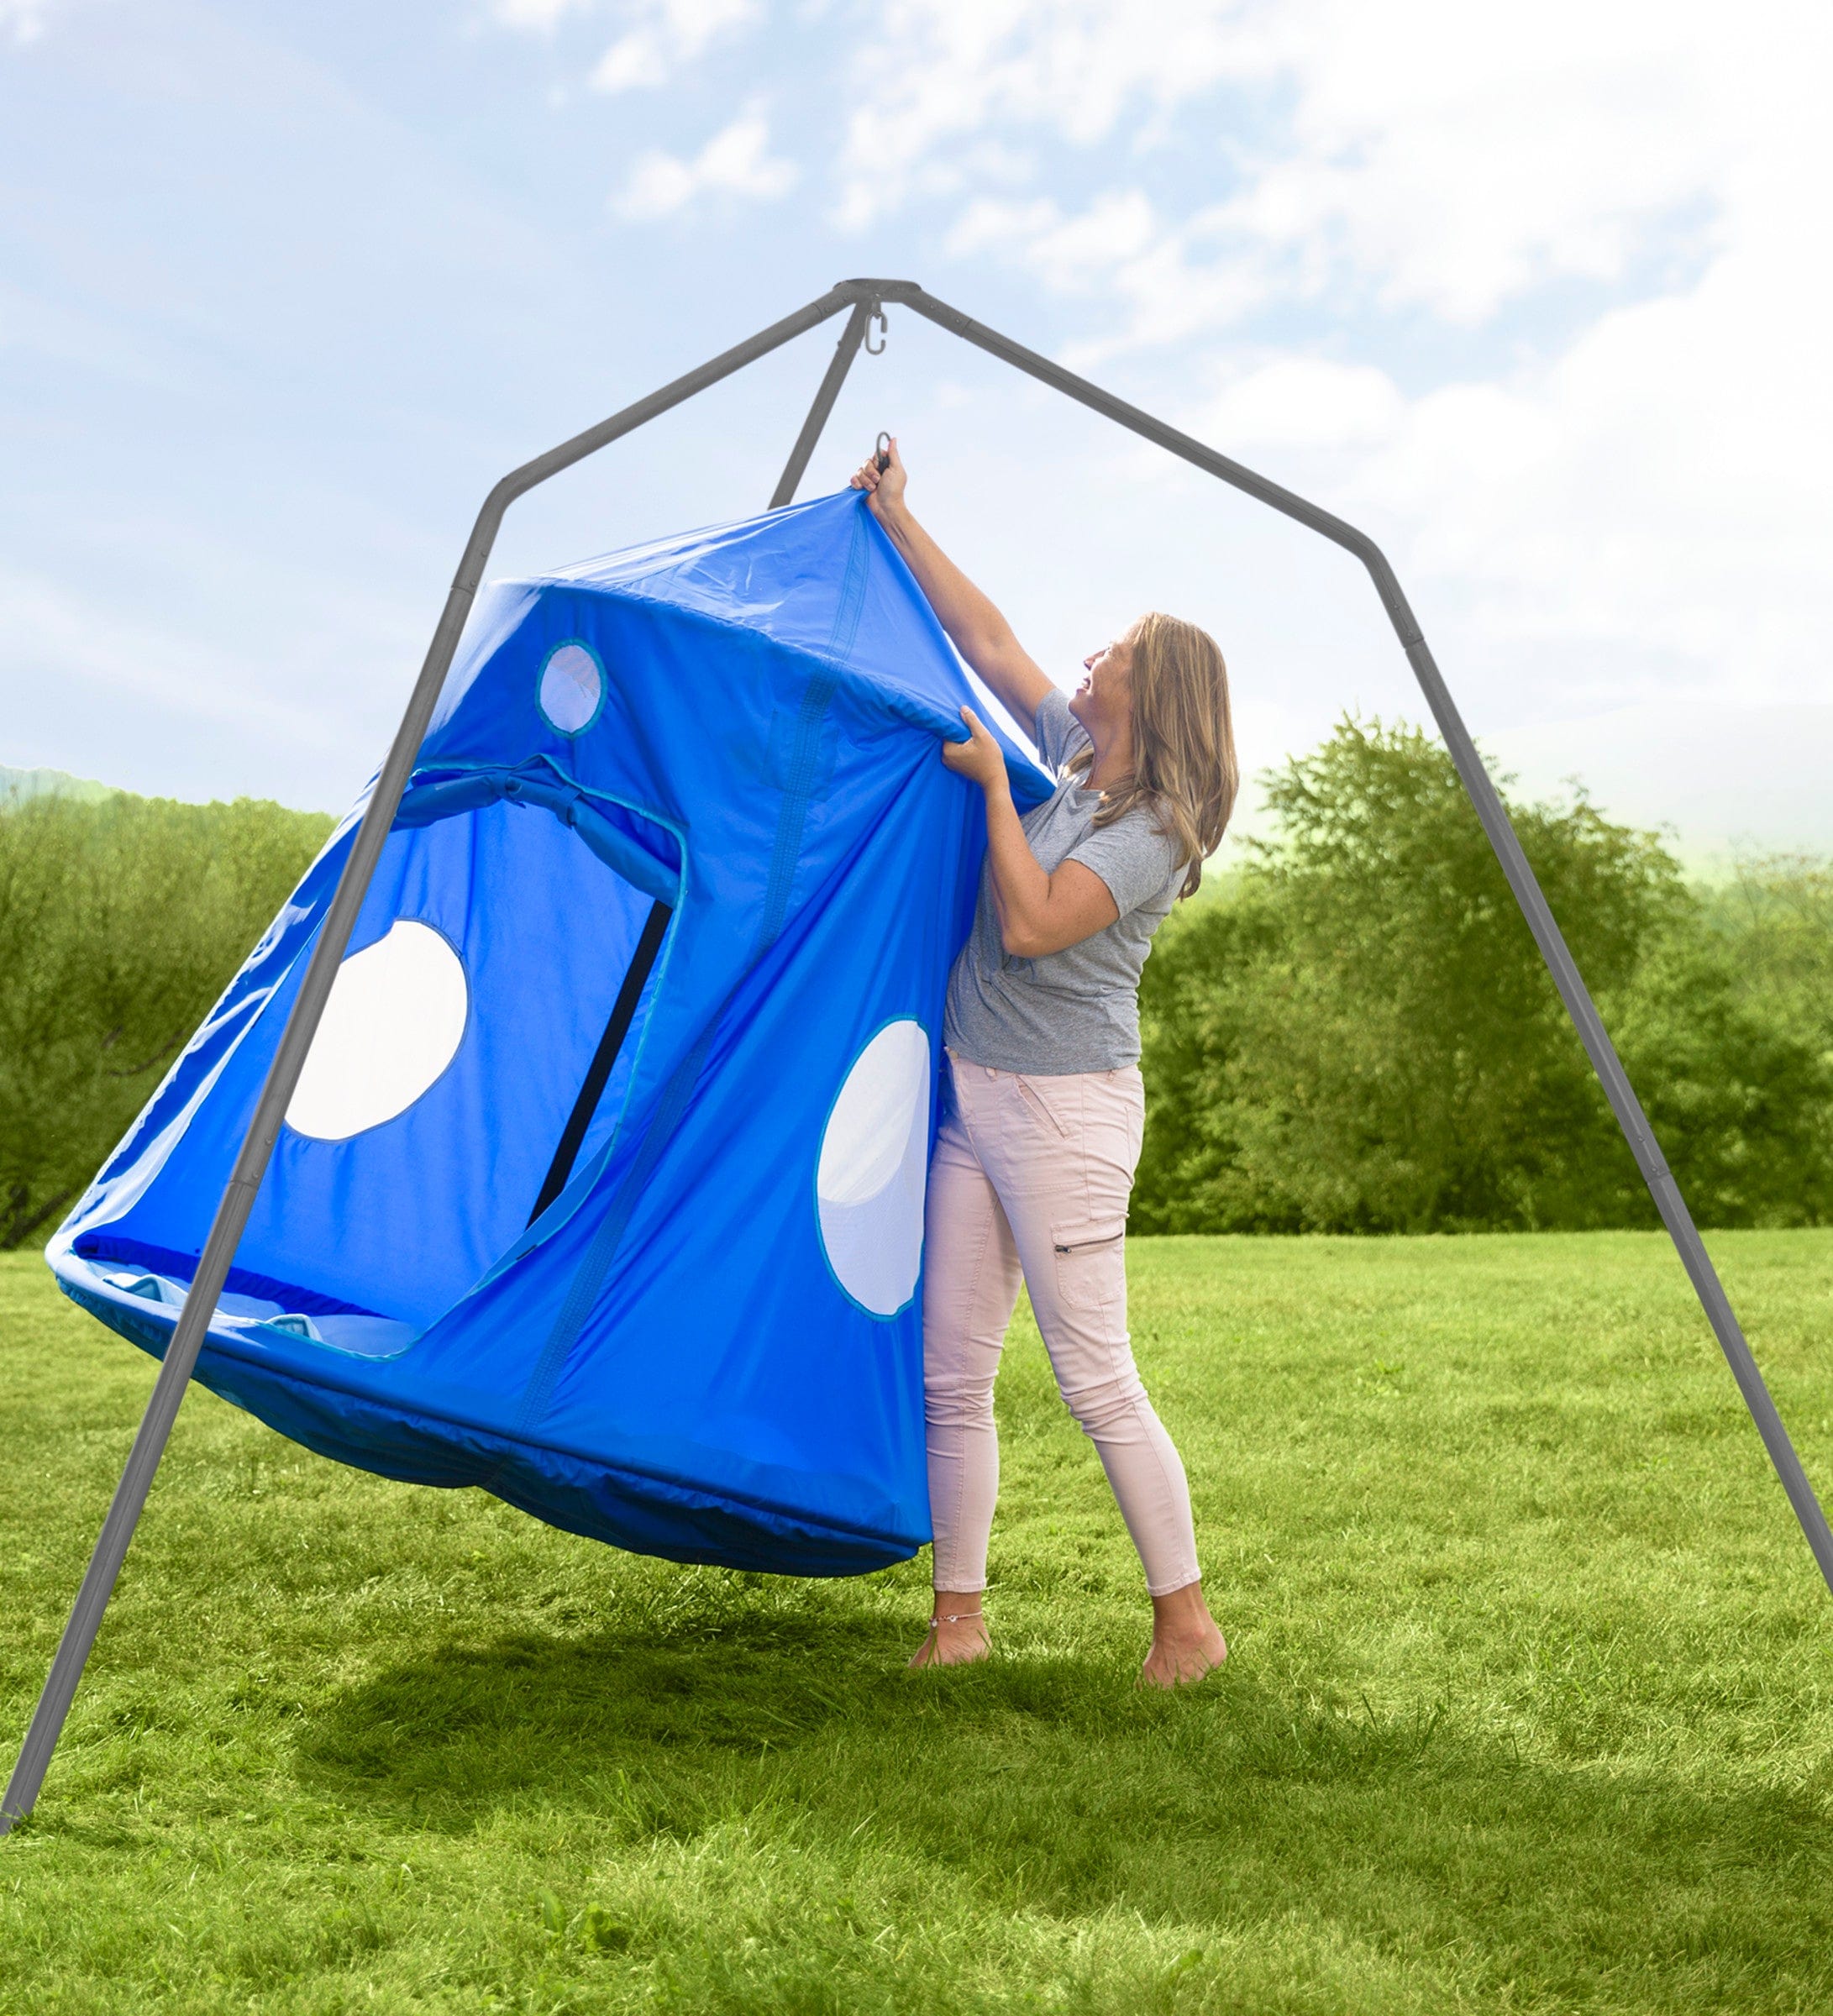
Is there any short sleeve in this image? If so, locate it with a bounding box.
[1032,685,1090,774]
[1067,808,1184,920]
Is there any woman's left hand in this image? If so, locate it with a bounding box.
[941,706,1008,793]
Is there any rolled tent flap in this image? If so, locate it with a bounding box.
[45,491,1050,1577]
[391,767,682,908]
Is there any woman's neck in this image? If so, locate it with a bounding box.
[1085,724,1135,795]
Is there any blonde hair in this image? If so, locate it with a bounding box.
[1065,612,1237,899]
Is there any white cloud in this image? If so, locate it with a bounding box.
[612,102,796,218]
[834,0,1247,228]
[1368,270,1833,707]
[1207,358,1405,452]
[1,0,52,43]
[943,196,1058,259]
[490,0,595,29]
[592,28,667,90]
[1206,0,1729,325]
[1173,230,1833,721]
[943,189,1273,356]
[1183,8,1833,719]
[591,0,760,92]
[843,0,1749,328]
[1008,189,1157,285]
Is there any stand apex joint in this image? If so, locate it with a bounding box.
[836,276,922,303]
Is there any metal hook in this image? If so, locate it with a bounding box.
[864,307,888,355]
[874,432,892,473]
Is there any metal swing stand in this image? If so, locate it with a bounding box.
[5,276,1829,1835]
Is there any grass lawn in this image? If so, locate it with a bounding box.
[2,1232,1831,2013]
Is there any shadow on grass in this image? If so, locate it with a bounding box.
[297,1610,1833,1960]
[300,1596,1815,1822]
[297,1603,1133,1813]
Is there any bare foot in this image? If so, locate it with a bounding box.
[909,1595,990,1669]
[1141,1580,1226,1689]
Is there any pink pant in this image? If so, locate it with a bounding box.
[922,1053,1201,1598]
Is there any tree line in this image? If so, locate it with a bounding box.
[0,791,333,1247]
[2,722,1828,1249]
[1134,719,1833,1233]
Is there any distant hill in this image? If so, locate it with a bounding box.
[0,764,114,806]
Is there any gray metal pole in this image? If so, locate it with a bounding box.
[0,286,854,1835]
[895,283,1833,1598]
[769,299,875,509]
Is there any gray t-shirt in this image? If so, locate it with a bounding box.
[943,686,1186,1074]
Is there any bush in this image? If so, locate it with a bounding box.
[0,792,332,1247]
[1703,850,1833,1055]
[1135,719,1833,1234]
[1603,932,1833,1228]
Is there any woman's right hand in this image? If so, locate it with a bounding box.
[849,435,906,519]
[843,433,1053,731]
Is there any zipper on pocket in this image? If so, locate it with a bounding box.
[1053,1230,1124,1255]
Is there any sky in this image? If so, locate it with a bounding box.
[3,0,1830,862]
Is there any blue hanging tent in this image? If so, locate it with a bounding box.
[47,489,1049,1577]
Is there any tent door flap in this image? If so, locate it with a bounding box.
[528,896,673,1226]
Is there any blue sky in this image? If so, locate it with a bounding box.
[4,0,1830,858]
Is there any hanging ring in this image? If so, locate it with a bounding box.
[874,432,892,473]
[864,307,888,356]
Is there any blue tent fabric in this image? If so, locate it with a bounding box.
[46,490,1051,1576]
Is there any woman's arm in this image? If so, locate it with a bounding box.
[851,438,1055,742]
[943,709,1119,958]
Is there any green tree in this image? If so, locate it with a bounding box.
[1600,932,1833,1228]
[0,792,332,1247]
[1703,850,1833,1055]
[1135,718,1833,1234]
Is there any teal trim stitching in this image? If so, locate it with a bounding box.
[536,638,608,738]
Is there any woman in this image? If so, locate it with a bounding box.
[851,440,1237,1688]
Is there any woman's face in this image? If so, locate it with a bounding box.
[1071,630,1135,742]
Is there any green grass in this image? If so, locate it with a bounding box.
[3,1234,1831,2013]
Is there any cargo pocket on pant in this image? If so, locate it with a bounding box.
[1052,1217,1126,1312]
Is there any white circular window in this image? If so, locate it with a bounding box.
[817,1020,932,1318]
[286,921,469,1141]
[538,641,604,736]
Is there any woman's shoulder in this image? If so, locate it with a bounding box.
[1111,795,1185,869]
[1071,796,1187,916]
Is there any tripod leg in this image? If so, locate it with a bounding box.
[769,300,875,509]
